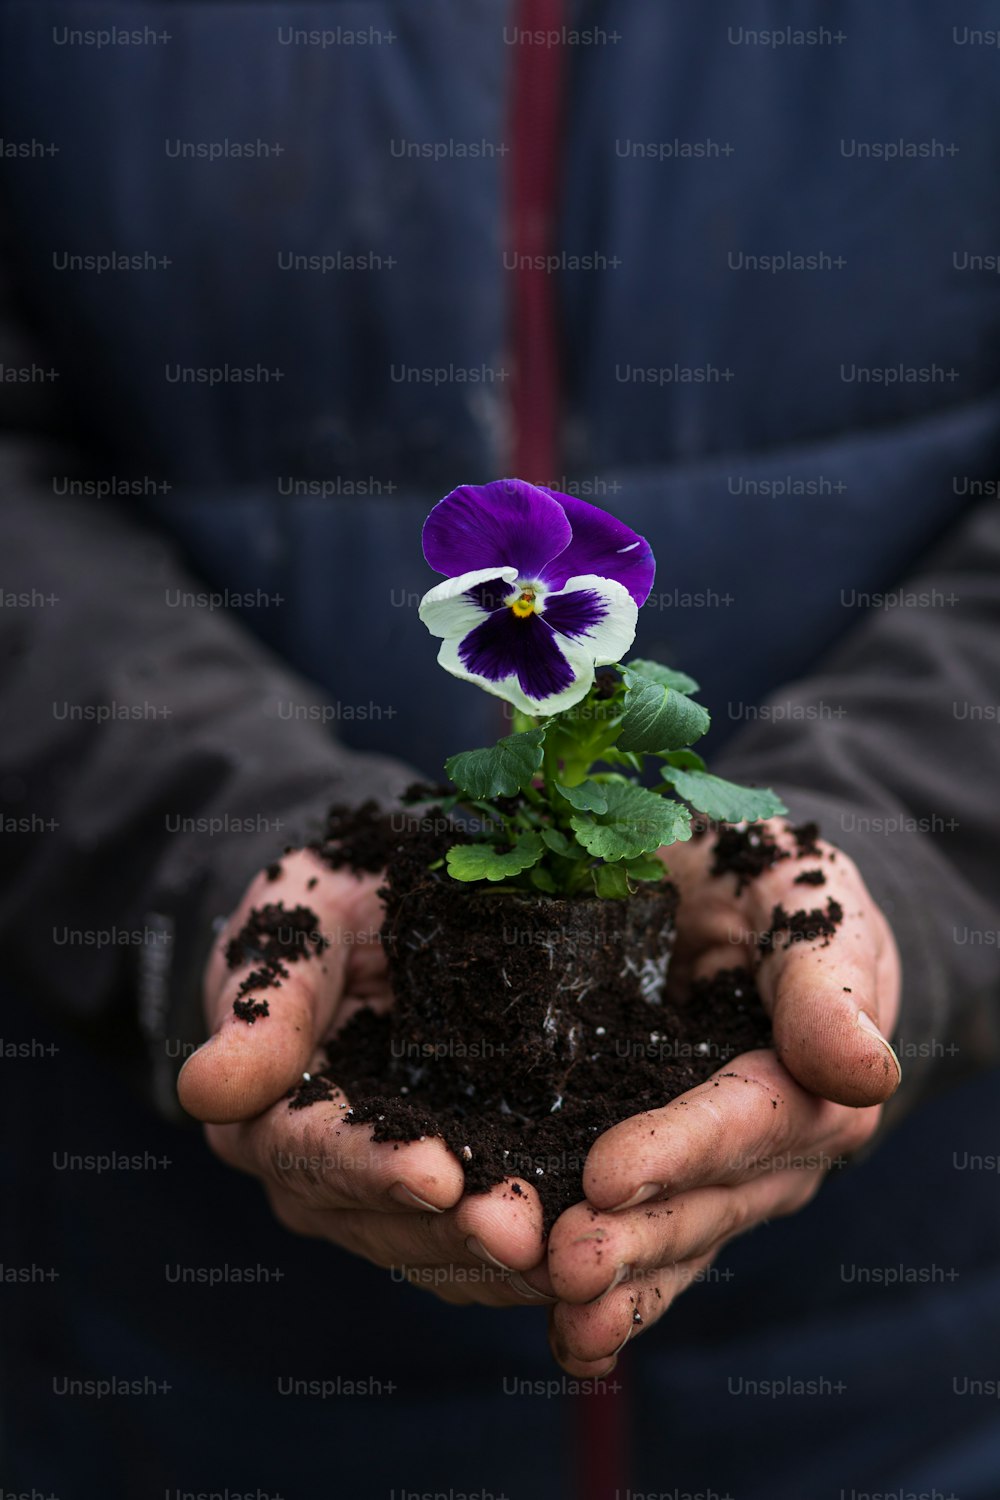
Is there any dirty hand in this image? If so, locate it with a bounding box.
[545,819,901,1375]
[178,848,552,1308]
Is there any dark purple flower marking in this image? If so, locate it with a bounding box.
[418,479,655,713]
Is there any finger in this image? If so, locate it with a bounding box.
[709,830,904,1106]
[582,1049,871,1211]
[756,897,902,1107]
[325,1178,552,1290]
[204,1090,465,1212]
[668,821,903,1106]
[263,1177,553,1307]
[549,1167,822,1304]
[179,852,385,1122]
[550,1253,717,1373]
[258,1192,517,1305]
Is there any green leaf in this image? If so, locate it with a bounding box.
[445,833,545,883]
[569,782,692,860]
[623,854,667,883]
[529,864,557,894]
[593,851,667,897]
[620,658,701,695]
[659,766,787,823]
[445,729,546,799]
[592,862,631,899]
[541,827,575,858]
[662,748,707,772]
[617,670,711,754]
[555,779,609,814]
[600,747,645,773]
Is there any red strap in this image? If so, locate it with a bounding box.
[574,1359,632,1500]
[507,0,566,484]
[507,12,632,1494]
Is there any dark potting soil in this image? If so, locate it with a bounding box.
[233,996,270,1025]
[226,905,325,1025]
[791,821,823,858]
[307,799,402,875]
[794,868,827,887]
[710,822,790,892]
[226,902,328,968]
[709,819,826,893]
[284,805,773,1230]
[311,963,771,1231]
[764,897,844,951]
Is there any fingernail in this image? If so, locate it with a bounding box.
[586,1262,633,1304]
[608,1182,663,1212]
[606,1263,632,1296]
[856,1011,902,1083]
[612,1323,634,1357]
[509,1272,555,1302]
[176,1039,211,1079]
[389,1183,445,1213]
[465,1235,512,1272]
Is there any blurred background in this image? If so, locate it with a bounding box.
[2,3,1000,1496]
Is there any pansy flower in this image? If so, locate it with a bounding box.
[418,479,655,714]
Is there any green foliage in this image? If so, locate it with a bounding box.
[438,657,780,896]
[570,782,692,861]
[445,729,546,798]
[621,659,700,695]
[592,854,666,899]
[591,862,631,899]
[445,832,545,882]
[554,779,609,813]
[623,854,668,882]
[617,665,711,753]
[659,765,787,823]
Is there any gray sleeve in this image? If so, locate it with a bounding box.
[0,290,413,1118]
[714,495,1000,1119]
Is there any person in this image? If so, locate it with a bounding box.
[2,4,1000,1496]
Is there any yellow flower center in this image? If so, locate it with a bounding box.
[510,588,537,619]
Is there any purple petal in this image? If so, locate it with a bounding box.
[464,576,514,613]
[538,491,655,606]
[540,586,608,639]
[458,609,575,701]
[423,479,572,579]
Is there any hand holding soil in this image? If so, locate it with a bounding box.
[544,818,901,1376]
[178,850,556,1307]
[178,483,902,1371]
[177,814,901,1368]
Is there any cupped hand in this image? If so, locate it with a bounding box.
[546,819,902,1374]
[178,849,553,1307]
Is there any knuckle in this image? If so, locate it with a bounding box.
[722,1187,755,1241]
[837,1105,881,1155]
[266,1186,321,1240]
[773,1170,824,1221]
[203,1122,246,1173]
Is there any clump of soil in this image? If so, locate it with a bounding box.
[790,821,823,858]
[226,903,326,1024]
[710,822,790,892]
[290,804,772,1230]
[794,868,827,887]
[315,962,770,1230]
[233,996,270,1025]
[226,902,327,967]
[763,897,844,951]
[307,799,404,874]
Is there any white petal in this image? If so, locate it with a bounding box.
[540,573,638,664]
[436,635,596,717]
[418,565,517,640]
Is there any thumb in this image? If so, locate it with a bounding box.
[177,851,385,1124]
[758,905,902,1108]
